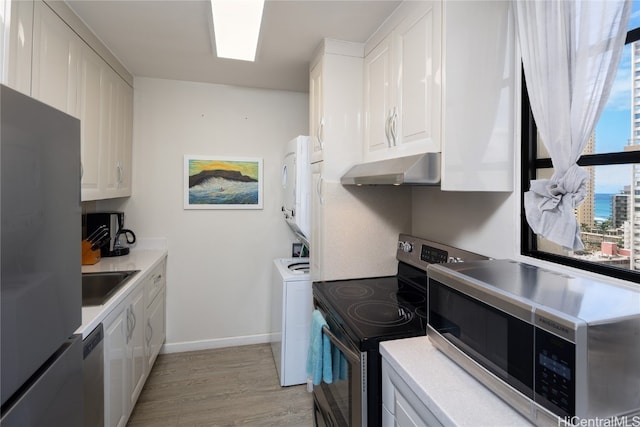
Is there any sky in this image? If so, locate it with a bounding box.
[593,2,640,193]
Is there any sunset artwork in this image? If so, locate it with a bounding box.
[184,156,263,209]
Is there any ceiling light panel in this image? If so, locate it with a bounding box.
[211,0,265,62]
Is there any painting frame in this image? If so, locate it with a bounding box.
[184,155,264,210]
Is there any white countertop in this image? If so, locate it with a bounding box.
[77,247,168,339]
[380,336,533,427]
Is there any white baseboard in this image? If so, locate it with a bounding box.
[160,333,274,354]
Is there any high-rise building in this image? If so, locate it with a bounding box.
[613,192,630,228]
[628,40,640,270]
[577,134,595,228]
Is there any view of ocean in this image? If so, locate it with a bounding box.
[594,193,614,222]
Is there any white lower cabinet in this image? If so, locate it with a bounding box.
[145,288,166,368]
[382,358,443,427]
[144,260,166,368]
[103,258,167,427]
[129,288,146,409]
[103,286,142,427]
[103,299,128,427]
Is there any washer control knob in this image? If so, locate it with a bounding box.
[398,241,413,253]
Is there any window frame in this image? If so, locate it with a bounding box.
[520,30,640,284]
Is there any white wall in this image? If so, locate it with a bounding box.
[100,77,309,352]
[411,187,518,260]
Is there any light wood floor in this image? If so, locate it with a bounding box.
[127,344,314,426]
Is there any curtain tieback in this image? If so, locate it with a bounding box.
[530,164,589,212]
[524,164,590,250]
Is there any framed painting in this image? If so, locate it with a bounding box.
[184,155,263,209]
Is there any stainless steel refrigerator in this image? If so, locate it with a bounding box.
[1,85,83,426]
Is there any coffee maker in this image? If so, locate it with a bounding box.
[86,211,136,257]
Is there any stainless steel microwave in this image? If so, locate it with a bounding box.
[426,259,640,426]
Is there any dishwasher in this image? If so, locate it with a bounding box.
[83,324,104,427]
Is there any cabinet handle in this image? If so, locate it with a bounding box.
[116,162,123,186]
[125,307,132,344]
[318,117,325,150]
[126,304,136,343]
[384,111,391,147]
[146,319,153,345]
[131,304,137,338]
[389,107,398,147]
[282,164,288,188]
[316,176,324,206]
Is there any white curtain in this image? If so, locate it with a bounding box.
[514,0,631,250]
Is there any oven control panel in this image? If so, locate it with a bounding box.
[421,245,448,264]
[397,234,489,271]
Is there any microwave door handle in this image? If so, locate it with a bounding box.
[322,326,360,363]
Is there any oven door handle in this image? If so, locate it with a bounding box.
[322,326,360,363]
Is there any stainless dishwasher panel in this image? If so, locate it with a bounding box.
[83,324,104,427]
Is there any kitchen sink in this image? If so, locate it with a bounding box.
[82,270,140,306]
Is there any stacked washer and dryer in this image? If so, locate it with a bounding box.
[270,136,312,386]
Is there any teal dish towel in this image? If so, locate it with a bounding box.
[306,310,333,386]
[332,343,348,382]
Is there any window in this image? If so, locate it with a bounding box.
[521,15,640,284]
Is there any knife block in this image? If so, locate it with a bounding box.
[81,240,101,265]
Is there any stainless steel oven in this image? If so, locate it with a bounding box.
[311,234,488,426]
[312,301,365,427]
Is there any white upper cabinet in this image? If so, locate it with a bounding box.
[1,0,34,95]
[78,42,133,201]
[394,8,440,152]
[440,0,517,191]
[363,1,441,162]
[31,0,81,117]
[308,39,364,182]
[363,35,393,156]
[78,43,104,199]
[362,0,517,191]
[103,74,133,198]
[6,0,134,201]
[309,58,324,163]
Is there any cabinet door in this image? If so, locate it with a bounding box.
[309,60,324,163]
[1,0,34,95]
[309,163,324,282]
[129,287,146,407]
[394,2,441,152]
[441,0,515,191]
[116,79,133,197]
[32,0,80,117]
[103,71,133,198]
[363,35,393,156]
[79,44,105,200]
[104,307,128,427]
[395,393,428,427]
[146,288,166,368]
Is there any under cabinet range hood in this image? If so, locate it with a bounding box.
[340,153,441,185]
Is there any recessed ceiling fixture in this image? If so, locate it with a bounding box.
[211,0,265,62]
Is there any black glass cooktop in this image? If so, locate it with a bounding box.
[313,264,428,351]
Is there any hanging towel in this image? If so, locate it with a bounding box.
[306,310,333,386]
[331,344,348,382]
